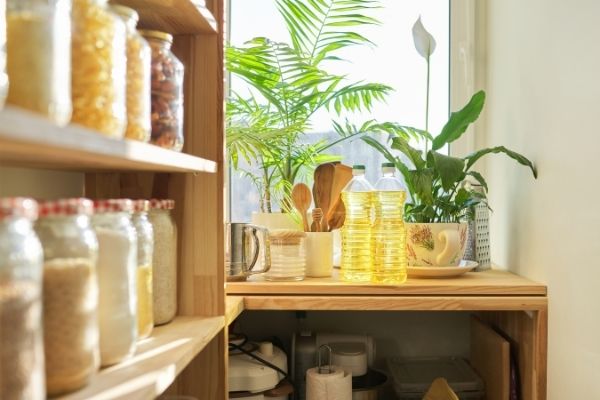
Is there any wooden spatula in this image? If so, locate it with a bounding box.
[327,163,353,222]
[291,183,312,232]
[327,200,346,231]
[313,163,336,231]
[311,208,323,232]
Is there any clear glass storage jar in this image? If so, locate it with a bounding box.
[0,198,44,400]
[91,199,137,366]
[6,0,72,125]
[72,0,126,138]
[0,0,9,109]
[148,199,177,325]
[265,229,306,281]
[111,5,151,142]
[140,30,184,151]
[132,200,154,339]
[35,199,99,396]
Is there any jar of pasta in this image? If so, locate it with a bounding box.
[35,199,99,396]
[0,198,44,400]
[111,5,151,142]
[91,199,137,366]
[148,199,177,325]
[132,200,154,339]
[0,0,9,109]
[72,0,126,138]
[6,0,72,125]
[140,30,184,151]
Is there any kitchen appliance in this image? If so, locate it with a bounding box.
[226,223,271,281]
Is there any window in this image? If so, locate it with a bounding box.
[228,0,450,222]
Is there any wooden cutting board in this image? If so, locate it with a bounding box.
[470,316,510,400]
[423,377,459,400]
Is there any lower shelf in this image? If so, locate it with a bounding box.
[58,316,224,400]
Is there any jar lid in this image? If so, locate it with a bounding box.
[0,197,38,221]
[109,4,139,24]
[93,199,134,213]
[38,198,94,217]
[139,29,173,44]
[150,199,175,210]
[269,229,306,244]
[133,199,150,212]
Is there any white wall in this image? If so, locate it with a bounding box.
[480,1,600,398]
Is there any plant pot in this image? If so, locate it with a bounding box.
[405,222,468,267]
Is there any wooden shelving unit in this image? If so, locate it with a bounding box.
[58,317,224,400]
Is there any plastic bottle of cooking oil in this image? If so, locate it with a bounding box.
[372,162,408,284]
[340,165,374,282]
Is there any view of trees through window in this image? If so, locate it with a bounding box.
[228,0,449,222]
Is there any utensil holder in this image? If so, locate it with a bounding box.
[305,232,333,277]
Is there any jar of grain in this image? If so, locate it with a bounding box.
[0,198,44,400]
[140,30,184,151]
[72,0,126,138]
[132,200,154,339]
[92,199,138,366]
[111,5,151,142]
[35,198,99,396]
[0,0,9,109]
[6,0,72,125]
[264,229,306,281]
[148,199,177,325]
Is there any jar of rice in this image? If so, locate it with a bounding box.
[132,200,154,339]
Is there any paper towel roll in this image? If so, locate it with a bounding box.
[306,366,352,400]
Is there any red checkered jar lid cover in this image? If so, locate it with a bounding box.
[38,198,94,217]
[93,199,134,213]
[0,197,38,220]
[133,199,150,212]
[149,199,175,210]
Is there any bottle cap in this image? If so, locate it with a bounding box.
[352,165,366,170]
[381,162,395,168]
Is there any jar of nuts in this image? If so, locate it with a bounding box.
[72,0,127,138]
[111,5,151,142]
[140,30,184,151]
[6,0,72,125]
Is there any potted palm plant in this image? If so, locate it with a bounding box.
[362,18,537,266]
[226,0,408,227]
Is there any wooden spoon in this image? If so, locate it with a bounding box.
[311,208,323,232]
[313,163,336,231]
[327,200,346,231]
[327,163,353,222]
[291,183,312,232]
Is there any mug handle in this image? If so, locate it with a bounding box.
[246,225,271,275]
[436,229,460,266]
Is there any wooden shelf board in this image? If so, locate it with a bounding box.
[226,296,244,326]
[226,269,547,297]
[58,316,224,400]
[0,107,217,173]
[114,0,218,34]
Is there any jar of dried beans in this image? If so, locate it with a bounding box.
[148,199,177,325]
[132,200,154,339]
[92,199,138,366]
[35,198,100,396]
[140,30,184,151]
[6,0,72,125]
[0,198,44,400]
[111,5,151,142]
[72,0,126,137]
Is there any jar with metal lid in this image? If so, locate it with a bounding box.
[265,229,306,281]
[0,1,9,109]
[132,200,154,339]
[0,198,45,400]
[72,0,126,138]
[6,0,72,125]
[140,30,184,151]
[111,5,151,142]
[91,199,137,366]
[35,198,99,396]
[148,199,177,325]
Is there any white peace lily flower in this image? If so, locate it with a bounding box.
[412,16,437,59]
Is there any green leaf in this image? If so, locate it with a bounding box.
[430,151,465,191]
[466,171,488,192]
[432,90,486,151]
[409,169,435,205]
[391,137,425,169]
[465,146,537,178]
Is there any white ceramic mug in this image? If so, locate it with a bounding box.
[305,232,333,277]
[405,223,468,266]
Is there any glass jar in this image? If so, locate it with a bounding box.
[35,199,99,396]
[6,0,72,125]
[132,200,154,339]
[0,198,44,400]
[0,0,8,109]
[265,229,306,281]
[91,199,137,366]
[72,0,126,138]
[140,30,184,151]
[148,199,177,325]
[111,5,151,142]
